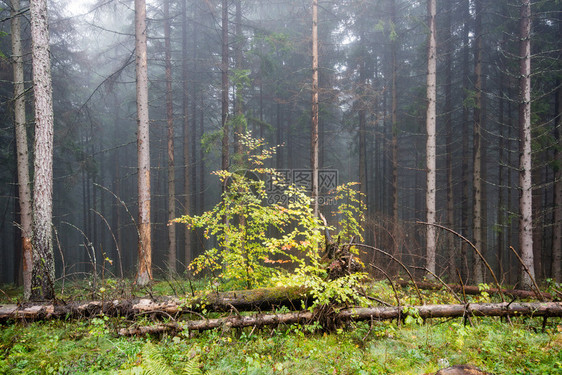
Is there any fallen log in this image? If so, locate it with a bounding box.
[0,286,308,323]
[395,280,552,300]
[118,301,562,336]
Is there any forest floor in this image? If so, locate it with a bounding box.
[1,279,561,374]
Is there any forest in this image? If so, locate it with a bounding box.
[0,0,560,293]
[0,0,562,373]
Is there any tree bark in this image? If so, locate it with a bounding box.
[425,0,437,275]
[183,0,193,266]
[0,286,309,322]
[11,0,33,300]
[551,11,562,282]
[389,0,401,262]
[553,77,562,282]
[30,0,56,301]
[444,0,455,280]
[472,0,484,284]
[234,0,244,158]
[518,0,535,290]
[164,0,176,276]
[135,0,152,287]
[311,0,319,217]
[221,0,229,172]
[117,301,562,335]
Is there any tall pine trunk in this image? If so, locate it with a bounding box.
[553,80,562,282]
[183,0,192,266]
[311,0,319,217]
[30,0,55,301]
[12,0,33,300]
[135,0,152,286]
[551,10,562,282]
[444,0,455,280]
[221,0,229,172]
[518,0,535,290]
[425,0,437,275]
[472,0,484,283]
[164,0,176,276]
[460,0,471,280]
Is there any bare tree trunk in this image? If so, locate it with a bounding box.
[472,0,484,284]
[460,0,471,281]
[234,0,244,159]
[221,0,229,172]
[183,0,192,267]
[497,60,506,280]
[30,0,55,301]
[311,0,319,217]
[553,77,562,282]
[116,302,562,336]
[358,19,367,205]
[11,0,33,300]
[389,0,400,261]
[164,0,176,276]
[444,0,455,280]
[135,0,152,287]
[518,0,535,290]
[425,0,437,275]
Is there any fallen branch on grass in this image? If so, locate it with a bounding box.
[0,286,309,323]
[118,301,562,336]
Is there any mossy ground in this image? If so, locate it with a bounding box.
[1,313,561,374]
[1,279,561,374]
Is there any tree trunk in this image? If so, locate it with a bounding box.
[553,78,562,282]
[518,0,535,290]
[117,301,562,335]
[311,0,319,217]
[221,0,229,172]
[444,0,455,280]
[30,0,55,301]
[460,0,471,281]
[234,0,244,159]
[135,0,152,287]
[358,20,367,207]
[425,0,437,275]
[164,0,176,276]
[551,9,562,282]
[183,0,192,267]
[11,0,33,300]
[389,0,401,262]
[472,0,484,284]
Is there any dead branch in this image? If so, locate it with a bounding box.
[118,301,562,336]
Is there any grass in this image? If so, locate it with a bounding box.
[1,279,561,374]
[1,313,561,374]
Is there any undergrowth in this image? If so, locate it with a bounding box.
[1,312,561,374]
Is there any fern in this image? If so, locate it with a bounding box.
[120,342,202,375]
[182,359,203,375]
